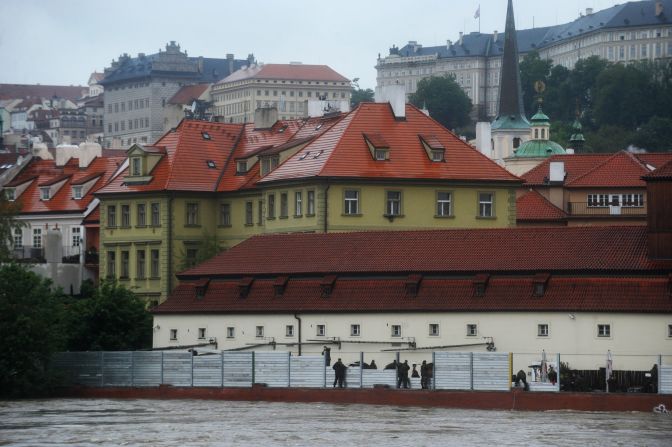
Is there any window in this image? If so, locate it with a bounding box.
[255,326,264,338]
[107,205,117,227]
[227,327,235,338]
[286,325,294,337]
[137,204,146,226]
[33,228,42,248]
[537,324,549,337]
[344,190,359,215]
[198,328,206,340]
[220,203,231,226]
[621,194,644,207]
[350,324,361,336]
[478,192,494,217]
[186,203,199,226]
[258,201,264,225]
[467,324,478,337]
[513,137,521,149]
[316,324,326,336]
[294,191,303,216]
[151,249,160,277]
[280,193,288,218]
[307,190,315,215]
[13,228,22,248]
[72,227,81,247]
[386,191,402,216]
[429,324,440,336]
[597,324,611,338]
[436,192,452,217]
[72,186,83,200]
[185,248,198,267]
[267,194,276,219]
[151,203,160,226]
[668,324,672,338]
[107,251,116,278]
[391,325,402,337]
[40,187,50,200]
[5,188,15,201]
[170,329,178,341]
[587,194,609,207]
[120,251,129,278]
[131,157,142,176]
[237,160,247,174]
[121,205,130,227]
[136,249,145,279]
[245,201,253,225]
[431,150,444,162]
[374,149,388,160]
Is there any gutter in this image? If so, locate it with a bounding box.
[167,192,174,294]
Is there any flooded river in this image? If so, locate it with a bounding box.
[1,399,671,446]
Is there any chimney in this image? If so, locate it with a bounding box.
[549,161,565,183]
[644,161,672,260]
[78,142,102,168]
[226,53,234,75]
[586,7,594,15]
[458,32,464,45]
[374,84,406,120]
[493,30,499,43]
[656,1,664,17]
[254,107,278,130]
[446,39,452,48]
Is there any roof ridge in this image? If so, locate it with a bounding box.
[566,150,647,187]
[315,105,363,176]
[164,121,187,191]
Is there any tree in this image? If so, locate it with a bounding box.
[409,75,472,130]
[351,88,374,108]
[178,231,223,271]
[0,264,66,397]
[632,116,672,152]
[0,193,23,262]
[64,280,152,351]
[594,63,652,128]
[519,51,552,113]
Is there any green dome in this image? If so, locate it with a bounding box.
[514,139,565,158]
[530,110,550,125]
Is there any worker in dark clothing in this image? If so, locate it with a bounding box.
[369,360,377,369]
[333,358,347,388]
[514,369,529,391]
[322,346,331,366]
[385,360,398,370]
[398,360,411,389]
[420,360,429,389]
[411,363,420,378]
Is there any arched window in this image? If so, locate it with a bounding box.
[534,129,539,139]
[541,128,546,139]
[513,137,521,149]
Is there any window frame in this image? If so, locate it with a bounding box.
[391,324,402,338]
[294,191,303,217]
[436,191,453,217]
[267,194,276,219]
[255,326,265,338]
[477,192,495,218]
[227,327,235,338]
[350,324,361,337]
[385,190,402,217]
[136,249,146,279]
[120,250,130,279]
[466,323,478,337]
[150,249,160,278]
[150,202,160,226]
[170,329,178,341]
[136,203,146,227]
[537,323,549,337]
[285,325,295,337]
[219,202,232,227]
[343,189,360,215]
[279,192,288,218]
[245,201,253,226]
[597,323,612,338]
[185,202,199,226]
[316,324,326,337]
[130,157,142,176]
[429,323,440,337]
[121,204,131,228]
[198,328,206,340]
[306,190,316,215]
[72,185,83,200]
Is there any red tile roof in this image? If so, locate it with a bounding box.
[643,159,672,180]
[522,151,672,187]
[261,103,521,184]
[180,226,669,278]
[155,275,672,314]
[218,64,349,84]
[516,190,566,222]
[0,84,87,101]
[167,84,209,105]
[568,151,650,188]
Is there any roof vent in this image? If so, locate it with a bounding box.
[238,277,254,298]
[473,274,490,297]
[405,274,422,297]
[273,276,289,297]
[532,273,551,297]
[320,275,337,298]
[194,279,210,300]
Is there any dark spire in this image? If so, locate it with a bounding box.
[492,0,529,130]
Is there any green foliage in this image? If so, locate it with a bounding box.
[409,75,473,130]
[0,264,66,397]
[632,116,672,151]
[583,125,636,153]
[351,88,374,108]
[0,194,23,262]
[178,231,223,271]
[520,51,552,113]
[64,280,152,351]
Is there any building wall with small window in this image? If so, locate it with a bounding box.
[153,311,672,370]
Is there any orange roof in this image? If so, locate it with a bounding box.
[218,64,349,84]
[643,159,672,180]
[0,83,87,101]
[261,103,521,184]
[7,156,123,215]
[516,190,566,222]
[523,151,672,187]
[167,84,209,105]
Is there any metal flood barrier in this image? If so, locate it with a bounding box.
[50,351,672,394]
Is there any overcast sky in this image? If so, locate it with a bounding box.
[0,0,626,90]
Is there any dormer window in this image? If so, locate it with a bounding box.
[40,187,50,201]
[375,149,388,161]
[131,157,142,176]
[4,188,15,201]
[260,155,280,176]
[431,150,444,162]
[72,186,83,200]
[420,134,445,162]
[364,133,390,161]
[237,160,247,174]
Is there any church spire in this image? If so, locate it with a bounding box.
[492,0,529,130]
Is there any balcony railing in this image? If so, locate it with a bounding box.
[11,245,83,264]
[567,202,647,217]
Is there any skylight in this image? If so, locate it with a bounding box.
[207,160,216,169]
[202,131,211,140]
[299,151,311,160]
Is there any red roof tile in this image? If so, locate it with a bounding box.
[155,276,672,314]
[167,84,209,105]
[261,104,520,184]
[643,159,672,180]
[181,226,669,278]
[516,190,566,222]
[0,83,87,101]
[218,64,349,84]
[567,151,649,188]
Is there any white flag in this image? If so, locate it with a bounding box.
[474,5,480,19]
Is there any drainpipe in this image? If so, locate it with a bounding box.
[323,182,330,233]
[294,313,302,356]
[167,193,174,294]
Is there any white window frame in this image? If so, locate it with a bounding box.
[537,323,549,337]
[436,192,452,217]
[588,194,609,208]
[307,190,315,215]
[198,328,206,340]
[597,324,611,338]
[294,191,302,216]
[316,324,326,337]
[40,187,50,201]
[33,228,42,248]
[170,329,178,341]
[131,157,142,176]
[391,324,402,337]
[668,324,672,339]
[386,191,402,216]
[478,192,493,217]
[350,324,361,337]
[344,190,359,215]
[13,228,22,248]
[255,326,264,338]
[5,188,15,201]
[71,227,81,247]
[429,323,440,337]
[466,324,478,337]
[226,327,235,338]
[72,186,83,200]
[286,325,294,337]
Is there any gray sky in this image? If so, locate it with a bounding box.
[0,0,625,90]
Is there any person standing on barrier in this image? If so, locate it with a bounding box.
[369,360,377,369]
[323,346,331,366]
[411,363,420,378]
[398,360,411,389]
[333,358,346,388]
[420,360,429,389]
[514,369,529,391]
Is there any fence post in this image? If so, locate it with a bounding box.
[323,354,327,388]
[131,351,135,387]
[221,352,225,388]
[287,351,291,388]
[360,352,364,388]
[469,352,474,391]
[100,351,104,387]
[191,351,194,387]
[161,351,164,384]
[432,351,436,390]
[252,352,256,385]
[509,352,513,390]
[658,354,662,395]
[556,353,561,391]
